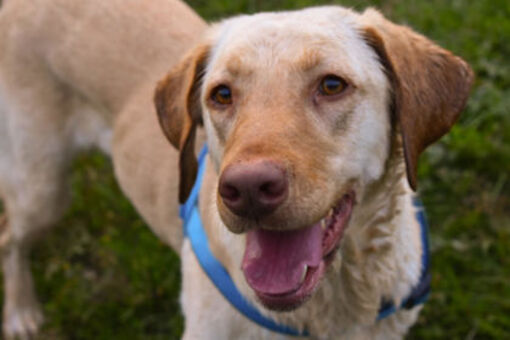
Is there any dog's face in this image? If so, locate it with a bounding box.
[155,7,472,311]
[203,9,391,229]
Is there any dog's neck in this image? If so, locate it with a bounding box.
[200,141,422,337]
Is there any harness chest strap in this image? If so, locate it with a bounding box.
[179,145,430,337]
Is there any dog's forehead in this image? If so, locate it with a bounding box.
[206,7,371,77]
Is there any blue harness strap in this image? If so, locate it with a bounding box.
[180,145,430,337]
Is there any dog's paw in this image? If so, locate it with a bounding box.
[3,304,44,340]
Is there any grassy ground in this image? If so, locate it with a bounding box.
[1,0,509,338]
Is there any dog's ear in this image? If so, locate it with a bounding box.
[154,44,210,203]
[361,9,474,190]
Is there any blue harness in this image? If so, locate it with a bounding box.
[179,145,430,337]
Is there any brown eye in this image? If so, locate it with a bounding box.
[319,75,347,96]
[211,85,233,105]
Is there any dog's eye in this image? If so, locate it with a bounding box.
[319,75,347,96]
[211,85,233,105]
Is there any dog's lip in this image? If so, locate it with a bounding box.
[242,192,354,310]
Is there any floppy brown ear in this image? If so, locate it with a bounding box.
[154,44,210,203]
[361,9,474,190]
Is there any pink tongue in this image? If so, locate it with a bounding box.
[242,224,323,295]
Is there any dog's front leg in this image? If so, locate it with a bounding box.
[1,181,69,340]
[2,239,43,340]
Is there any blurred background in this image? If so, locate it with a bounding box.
[0,0,508,338]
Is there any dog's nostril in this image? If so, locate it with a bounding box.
[220,184,241,201]
[259,180,285,199]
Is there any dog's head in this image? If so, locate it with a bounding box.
[155,7,472,310]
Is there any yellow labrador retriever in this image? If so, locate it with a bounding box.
[0,0,472,339]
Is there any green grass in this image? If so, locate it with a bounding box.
[1,0,509,338]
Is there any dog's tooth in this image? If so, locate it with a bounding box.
[321,219,327,230]
[328,208,334,218]
[300,265,308,284]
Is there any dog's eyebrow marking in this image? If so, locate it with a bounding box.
[296,49,323,71]
[226,54,254,77]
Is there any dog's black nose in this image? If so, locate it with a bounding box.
[219,161,288,218]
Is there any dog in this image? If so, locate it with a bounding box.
[0,0,472,339]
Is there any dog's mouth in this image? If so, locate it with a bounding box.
[241,192,354,310]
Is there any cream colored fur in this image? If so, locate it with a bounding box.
[179,9,424,339]
[0,1,472,339]
[0,0,205,338]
